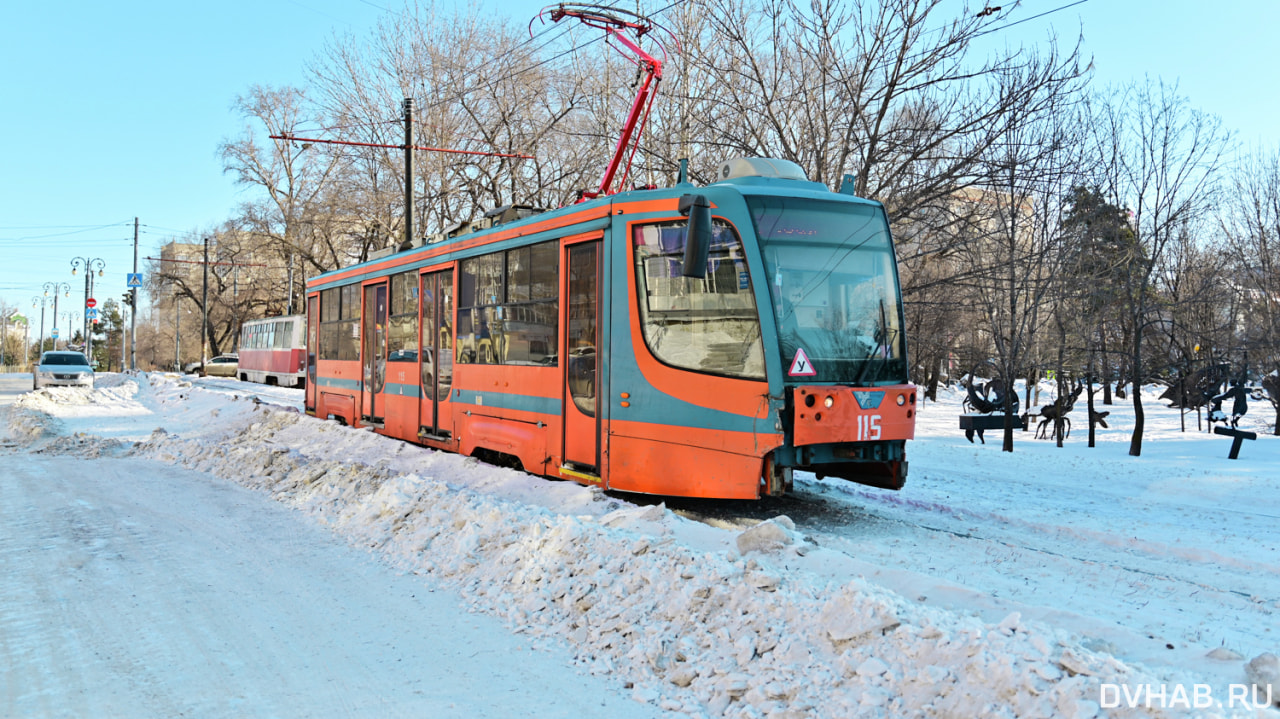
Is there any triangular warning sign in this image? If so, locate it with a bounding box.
[788,348,817,377]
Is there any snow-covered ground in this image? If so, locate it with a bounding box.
[3,372,1279,718]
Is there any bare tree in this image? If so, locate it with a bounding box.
[959,68,1089,451]
[1221,146,1280,433]
[1090,80,1231,456]
[678,0,1085,212]
[307,4,601,240]
[220,85,356,277]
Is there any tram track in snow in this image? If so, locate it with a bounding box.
[186,376,304,410]
[620,478,1280,627]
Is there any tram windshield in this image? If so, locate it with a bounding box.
[747,196,907,385]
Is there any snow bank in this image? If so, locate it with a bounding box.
[8,375,1276,718]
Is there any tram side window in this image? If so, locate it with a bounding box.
[338,284,360,360]
[319,285,361,361]
[319,290,338,360]
[457,240,558,365]
[387,271,418,363]
[632,220,765,379]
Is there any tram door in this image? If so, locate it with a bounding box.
[418,270,454,439]
[563,240,600,470]
[361,282,388,424]
[305,294,318,413]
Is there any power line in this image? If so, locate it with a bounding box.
[144,256,279,269]
[0,223,130,230]
[974,0,1093,38]
[0,222,132,240]
[418,0,688,114]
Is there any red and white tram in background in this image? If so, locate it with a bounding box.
[237,315,306,387]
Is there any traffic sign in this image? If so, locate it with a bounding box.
[127,273,142,288]
[86,298,97,308]
[86,307,99,320]
[788,347,817,377]
[51,328,60,339]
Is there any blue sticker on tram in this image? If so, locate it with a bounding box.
[739,271,749,289]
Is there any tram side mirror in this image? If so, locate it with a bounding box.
[679,193,712,279]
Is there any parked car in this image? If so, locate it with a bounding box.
[33,351,95,390]
[202,354,239,378]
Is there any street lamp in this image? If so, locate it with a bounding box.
[42,281,70,350]
[71,257,106,365]
[31,295,51,356]
[61,310,80,355]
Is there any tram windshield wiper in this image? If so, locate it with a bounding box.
[854,299,890,386]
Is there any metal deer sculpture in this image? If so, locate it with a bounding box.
[1036,381,1084,440]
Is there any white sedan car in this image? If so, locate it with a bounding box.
[33,351,95,390]
[202,354,239,378]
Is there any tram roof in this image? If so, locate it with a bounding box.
[305,174,882,291]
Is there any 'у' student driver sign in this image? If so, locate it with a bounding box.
[788,348,817,377]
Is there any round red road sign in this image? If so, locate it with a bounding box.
[86,298,97,308]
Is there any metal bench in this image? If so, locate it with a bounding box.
[959,413,1024,444]
[1213,426,1257,459]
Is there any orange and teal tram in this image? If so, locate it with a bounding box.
[304,157,916,499]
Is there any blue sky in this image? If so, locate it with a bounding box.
[2,0,1277,325]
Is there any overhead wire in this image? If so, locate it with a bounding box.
[973,0,1093,38]
[0,222,132,241]
[282,0,684,163]
[650,0,1093,143]
[388,0,690,167]
[416,0,687,114]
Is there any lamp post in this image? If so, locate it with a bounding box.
[71,257,106,365]
[61,310,80,345]
[31,296,50,356]
[42,282,70,350]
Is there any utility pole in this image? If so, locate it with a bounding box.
[174,294,180,371]
[286,252,295,315]
[130,217,138,371]
[403,97,414,251]
[201,236,209,373]
[120,302,128,372]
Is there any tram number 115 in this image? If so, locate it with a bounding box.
[856,414,882,441]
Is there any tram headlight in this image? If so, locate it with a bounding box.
[896,393,906,406]
[824,395,834,409]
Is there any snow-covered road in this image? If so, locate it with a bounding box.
[0,375,658,719]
